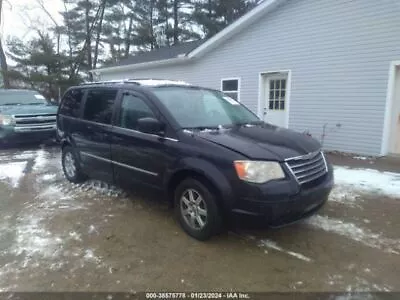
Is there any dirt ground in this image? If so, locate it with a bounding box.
[0,145,399,294]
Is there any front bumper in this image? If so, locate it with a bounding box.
[0,125,56,144]
[231,165,334,226]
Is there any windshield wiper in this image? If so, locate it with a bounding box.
[0,103,19,106]
[27,102,45,105]
[234,120,264,127]
[184,126,220,131]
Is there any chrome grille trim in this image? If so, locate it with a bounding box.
[285,151,328,185]
[12,114,56,130]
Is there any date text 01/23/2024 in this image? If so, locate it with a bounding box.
[145,292,250,299]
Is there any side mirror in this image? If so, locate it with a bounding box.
[137,117,165,135]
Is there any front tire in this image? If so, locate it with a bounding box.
[62,146,87,183]
[175,178,222,241]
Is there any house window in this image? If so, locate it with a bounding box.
[221,78,240,101]
[268,78,286,110]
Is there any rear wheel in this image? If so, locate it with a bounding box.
[175,178,222,241]
[62,146,87,183]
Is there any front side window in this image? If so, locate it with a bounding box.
[151,87,259,129]
[60,89,85,118]
[221,78,240,101]
[83,88,118,124]
[118,93,156,131]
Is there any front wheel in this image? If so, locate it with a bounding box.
[175,178,222,241]
[62,146,87,183]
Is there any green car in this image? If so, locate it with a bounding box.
[0,89,58,145]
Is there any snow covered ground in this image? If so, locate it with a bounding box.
[0,147,399,292]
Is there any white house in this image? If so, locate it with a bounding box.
[93,0,400,156]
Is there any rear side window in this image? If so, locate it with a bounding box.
[59,89,85,118]
[83,88,118,124]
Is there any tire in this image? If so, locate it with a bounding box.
[62,146,87,183]
[174,178,222,241]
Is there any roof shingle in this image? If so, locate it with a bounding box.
[108,40,205,68]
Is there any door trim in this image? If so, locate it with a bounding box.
[80,151,158,176]
[381,61,400,156]
[257,70,292,128]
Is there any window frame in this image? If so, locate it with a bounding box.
[116,91,159,131]
[82,87,119,125]
[59,88,87,119]
[267,77,287,111]
[221,77,241,102]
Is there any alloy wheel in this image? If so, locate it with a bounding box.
[180,189,208,230]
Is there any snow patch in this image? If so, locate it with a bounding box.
[334,166,400,198]
[84,249,102,264]
[328,186,360,207]
[259,239,312,262]
[33,149,48,171]
[0,161,27,188]
[11,215,63,258]
[41,173,57,181]
[13,151,36,160]
[306,215,400,255]
[353,156,368,160]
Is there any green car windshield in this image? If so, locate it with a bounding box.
[151,86,260,129]
[0,90,48,106]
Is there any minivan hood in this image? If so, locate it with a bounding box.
[194,123,321,161]
[0,104,58,115]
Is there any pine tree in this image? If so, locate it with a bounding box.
[193,0,257,38]
[6,33,80,98]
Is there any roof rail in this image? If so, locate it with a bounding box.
[80,79,140,86]
[80,78,191,86]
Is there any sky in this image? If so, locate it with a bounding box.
[1,0,64,41]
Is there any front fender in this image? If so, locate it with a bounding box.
[164,157,234,209]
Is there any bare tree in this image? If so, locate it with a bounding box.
[35,0,62,54]
[93,0,107,69]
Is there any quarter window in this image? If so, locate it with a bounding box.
[83,88,118,124]
[60,89,85,118]
[268,79,286,110]
[221,78,240,101]
[118,94,156,131]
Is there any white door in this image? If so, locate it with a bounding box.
[263,75,288,127]
[390,66,400,154]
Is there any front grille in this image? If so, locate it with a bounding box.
[285,151,328,185]
[14,114,56,127]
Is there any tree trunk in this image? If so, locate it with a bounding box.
[173,0,178,45]
[0,42,10,88]
[150,0,155,50]
[93,0,106,69]
[0,0,10,88]
[165,0,170,46]
[124,15,134,57]
[85,0,92,69]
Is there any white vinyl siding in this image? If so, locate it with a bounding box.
[99,0,400,155]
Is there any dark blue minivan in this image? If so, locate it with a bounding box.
[56,79,334,240]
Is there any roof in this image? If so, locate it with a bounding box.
[0,89,37,94]
[94,0,284,74]
[105,40,205,68]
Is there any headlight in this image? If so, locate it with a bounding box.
[234,160,285,183]
[0,115,15,126]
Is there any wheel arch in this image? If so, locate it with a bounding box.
[165,158,234,212]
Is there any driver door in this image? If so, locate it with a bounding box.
[111,91,169,189]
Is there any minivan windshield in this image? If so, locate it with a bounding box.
[151,86,261,129]
[0,90,48,106]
